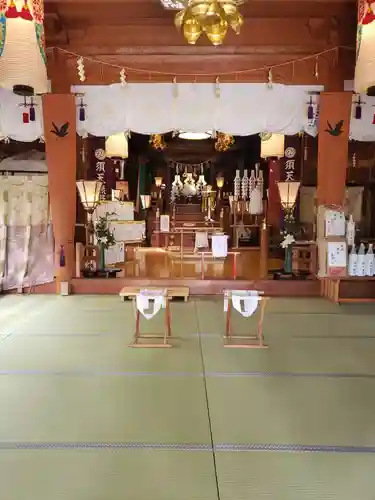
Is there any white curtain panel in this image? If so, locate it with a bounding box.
[1,83,375,141]
[0,175,54,290]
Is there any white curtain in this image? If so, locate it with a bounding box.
[0,175,54,290]
[1,83,375,141]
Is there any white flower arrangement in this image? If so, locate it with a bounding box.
[281,233,295,248]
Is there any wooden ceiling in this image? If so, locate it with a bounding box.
[44,0,357,89]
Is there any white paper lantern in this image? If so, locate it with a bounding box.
[0,0,48,95]
[354,0,375,93]
[105,133,129,159]
[260,134,285,159]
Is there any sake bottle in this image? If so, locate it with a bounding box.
[356,242,366,276]
[346,214,355,247]
[365,243,374,277]
[348,245,357,277]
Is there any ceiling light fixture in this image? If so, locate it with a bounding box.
[173,0,245,46]
[178,131,212,140]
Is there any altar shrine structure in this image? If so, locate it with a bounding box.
[0,0,374,302]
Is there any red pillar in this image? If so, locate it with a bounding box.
[42,94,77,292]
[316,92,352,206]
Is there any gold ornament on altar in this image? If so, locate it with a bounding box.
[150,134,167,151]
[215,132,234,152]
[175,0,245,46]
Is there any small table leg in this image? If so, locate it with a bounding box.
[232,253,237,280]
[225,299,232,340]
[134,308,140,345]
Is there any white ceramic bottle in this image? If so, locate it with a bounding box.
[346,214,355,247]
[365,243,374,277]
[348,245,358,277]
[356,242,366,277]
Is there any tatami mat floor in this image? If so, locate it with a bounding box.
[1,294,375,500]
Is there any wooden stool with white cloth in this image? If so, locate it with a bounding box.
[223,290,269,348]
[212,233,228,258]
[129,289,172,348]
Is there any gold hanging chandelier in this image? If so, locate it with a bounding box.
[175,0,245,46]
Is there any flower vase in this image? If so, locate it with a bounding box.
[99,243,106,271]
[284,245,293,274]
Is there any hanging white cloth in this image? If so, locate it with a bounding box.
[249,186,263,215]
[195,231,209,251]
[224,290,260,317]
[136,289,166,320]
[212,234,228,258]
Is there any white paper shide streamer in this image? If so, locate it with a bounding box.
[0,0,48,95]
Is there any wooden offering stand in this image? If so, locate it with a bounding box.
[128,289,173,348]
[223,290,269,348]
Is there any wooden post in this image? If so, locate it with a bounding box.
[43,94,77,293]
[316,92,352,206]
[267,158,282,228]
[260,221,269,279]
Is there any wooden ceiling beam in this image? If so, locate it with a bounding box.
[46,18,355,48]
[47,47,354,85]
[44,1,355,19]
[57,45,339,56]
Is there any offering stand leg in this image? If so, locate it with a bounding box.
[129,298,173,348]
[224,297,269,349]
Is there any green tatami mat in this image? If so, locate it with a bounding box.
[0,296,58,336]
[8,300,198,337]
[200,334,375,374]
[0,376,211,444]
[206,377,375,446]
[195,299,375,337]
[0,332,202,373]
[215,452,375,500]
[0,449,218,500]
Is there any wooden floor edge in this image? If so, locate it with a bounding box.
[5,278,321,297]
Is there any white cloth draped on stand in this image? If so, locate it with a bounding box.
[249,187,263,215]
[212,234,228,258]
[195,231,209,251]
[136,289,166,320]
[224,290,260,317]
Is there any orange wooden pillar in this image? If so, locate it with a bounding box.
[43,94,77,292]
[316,92,352,206]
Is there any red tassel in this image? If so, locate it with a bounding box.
[20,1,33,21]
[23,112,29,124]
[5,1,19,18]
[373,112,375,125]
